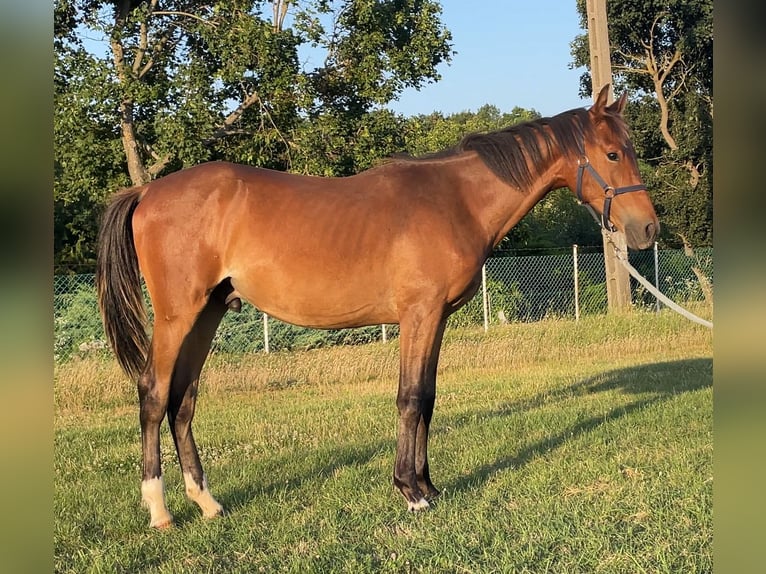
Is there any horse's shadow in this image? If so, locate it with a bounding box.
[200,358,711,520]
[441,357,712,495]
[209,439,392,520]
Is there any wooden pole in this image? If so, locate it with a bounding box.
[585,0,632,312]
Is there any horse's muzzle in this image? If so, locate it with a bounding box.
[625,218,659,250]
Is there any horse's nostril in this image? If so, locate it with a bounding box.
[645,221,657,241]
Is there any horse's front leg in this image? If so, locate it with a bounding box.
[415,403,440,500]
[394,310,446,511]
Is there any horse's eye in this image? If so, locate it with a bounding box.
[607,152,619,161]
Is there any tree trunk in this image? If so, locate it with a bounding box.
[118,100,152,186]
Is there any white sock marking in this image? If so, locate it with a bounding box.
[183,472,224,519]
[141,477,173,528]
[407,497,430,512]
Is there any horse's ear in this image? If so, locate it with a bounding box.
[591,84,611,115]
[608,92,628,115]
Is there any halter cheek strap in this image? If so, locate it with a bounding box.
[575,155,646,232]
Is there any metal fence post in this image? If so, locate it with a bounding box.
[573,244,580,321]
[654,241,661,312]
[263,312,270,353]
[481,263,489,332]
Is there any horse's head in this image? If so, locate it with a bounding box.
[570,85,659,250]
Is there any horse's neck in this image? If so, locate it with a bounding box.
[456,153,568,249]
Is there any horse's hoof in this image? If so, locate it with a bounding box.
[203,506,225,520]
[407,498,430,512]
[151,518,173,529]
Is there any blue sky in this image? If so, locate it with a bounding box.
[388,0,591,117]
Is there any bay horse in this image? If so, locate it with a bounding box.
[96,86,659,528]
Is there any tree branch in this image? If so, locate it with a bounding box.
[137,31,177,79]
[207,89,262,143]
[656,48,682,86]
[136,137,171,176]
[132,0,160,76]
[273,0,290,32]
[152,10,217,27]
[205,86,292,168]
[147,155,172,177]
[613,47,652,72]
[641,13,684,151]
[702,93,713,120]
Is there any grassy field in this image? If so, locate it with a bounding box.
[54,311,712,573]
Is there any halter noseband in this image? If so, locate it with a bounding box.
[574,151,646,232]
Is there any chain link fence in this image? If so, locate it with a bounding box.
[54,245,712,362]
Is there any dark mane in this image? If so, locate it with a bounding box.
[403,107,630,190]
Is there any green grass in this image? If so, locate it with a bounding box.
[55,311,712,573]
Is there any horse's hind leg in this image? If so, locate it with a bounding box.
[167,294,227,520]
[138,315,199,528]
[137,364,172,528]
[138,285,224,528]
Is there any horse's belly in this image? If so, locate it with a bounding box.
[229,269,396,329]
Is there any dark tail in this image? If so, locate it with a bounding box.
[96,187,148,380]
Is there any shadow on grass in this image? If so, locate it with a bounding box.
[197,358,711,521]
[211,439,393,521]
[442,357,712,495]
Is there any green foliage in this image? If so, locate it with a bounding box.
[500,188,602,251]
[487,279,525,323]
[54,285,106,360]
[658,247,713,303]
[308,0,453,113]
[645,94,712,245]
[580,281,608,315]
[573,0,712,98]
[276,324,390,350]
[54,46,132,269]
[212,304,266,354]
[292,108,408,176]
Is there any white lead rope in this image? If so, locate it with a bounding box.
[605,229,713,329]
[582,203,713,329]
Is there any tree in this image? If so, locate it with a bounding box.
[54,0,452,269]
[571,0,713,246]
